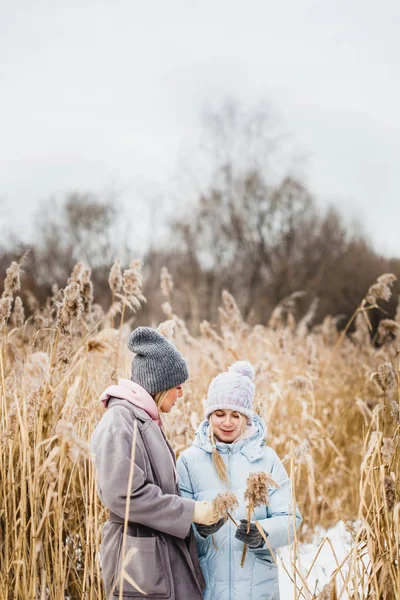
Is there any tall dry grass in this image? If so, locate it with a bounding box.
[0,259,399,599]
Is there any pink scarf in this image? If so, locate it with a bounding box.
[99,378,178,482]
[100,378,162,427]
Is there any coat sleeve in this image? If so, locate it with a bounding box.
[176,454,195,499]
[254,450,302,550]
[93,421,195,539]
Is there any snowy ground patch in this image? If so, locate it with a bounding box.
[278,521,354,598]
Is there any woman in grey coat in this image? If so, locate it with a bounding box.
[91,327,218,599]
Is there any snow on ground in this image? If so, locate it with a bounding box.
[278,521,354,598]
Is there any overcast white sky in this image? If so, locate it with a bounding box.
[1,0,399,255]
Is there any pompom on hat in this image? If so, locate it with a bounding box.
[127,327,189,395]
[205,361,255,420]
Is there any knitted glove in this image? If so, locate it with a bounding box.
[195,518,226,538]
[235,519,266,548]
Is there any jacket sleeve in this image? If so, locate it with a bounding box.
[176,454,195,499]
[93,421,195,539]
[254,450,302,550]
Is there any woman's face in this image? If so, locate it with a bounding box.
[159,385,183,413]
[210,409,244,443]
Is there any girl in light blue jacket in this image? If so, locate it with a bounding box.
[177,361,302,600]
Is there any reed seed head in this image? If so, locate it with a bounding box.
[11,296,25,328]
[160,266,174,297]
[157,320,175,340]
[384,474,396,512]
[123,259,143,296]
[244,471,279,510]
[108,259,122,293]
[381,438,394,464]
[377,319,400,343]
[390,401,400,425]
[0,296,13,328]
[81,267,93,314]
[366,273,397,305]
[373,362,397,392]
[162,302,173,319]
[212,491,239,519]
[56,282,83,335]
[2,261,21,298]
[68,262,84,284]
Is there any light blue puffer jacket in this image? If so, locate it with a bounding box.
[177,415,302,600]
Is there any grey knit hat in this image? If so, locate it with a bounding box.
[205,361,255,420]
[127,327,189,395]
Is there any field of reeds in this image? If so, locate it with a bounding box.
[0,258,399,599]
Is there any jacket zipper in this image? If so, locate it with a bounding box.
[228,446,232,600]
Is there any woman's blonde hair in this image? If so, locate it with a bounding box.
[153,390,170,412]
[209,413,248,483]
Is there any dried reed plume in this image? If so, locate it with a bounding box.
[56,282,83,335]
[162,302,173,319]
[11,296,25,328]
[68,262,84,284]
[377,319,400,343]
[390,401,400,425]
[365,273,397,305]
[109,259,123,293]
[157,320,175,340]
[2,261,21,298]
[384,474,396,512]
[122,259,146,310]
[0,296,12,328]
[212,491,239,524]
[381,438,394,464]
[244,472,280,514]
[81,267,93,314]
[55,419,92,462]
[200,320,223,344]
[268,291,305,329]
[315,581,337,600]
[160,266,174,297]
[219,290,245,333]
[372,362,397,392]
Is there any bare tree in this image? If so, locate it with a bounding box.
[149,102,399,330]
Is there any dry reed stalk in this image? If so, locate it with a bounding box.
[240,472,280,567]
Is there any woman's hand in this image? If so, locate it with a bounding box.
[195,518,226,538]
[193,500,219,525]
[235,519,266,548]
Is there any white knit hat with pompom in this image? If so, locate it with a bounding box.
[205,361,255,420]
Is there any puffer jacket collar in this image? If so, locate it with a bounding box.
[193,413,267,463]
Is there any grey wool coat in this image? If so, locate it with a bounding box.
[91,398,205,599]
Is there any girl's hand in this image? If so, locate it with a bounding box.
[235,519,266,548]
[193,500,219,525]
[195,518,226,538]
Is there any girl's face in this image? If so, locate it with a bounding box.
[210,409,244,443]
[159,385,183,413]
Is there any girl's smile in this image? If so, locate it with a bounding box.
[210,409,245,442]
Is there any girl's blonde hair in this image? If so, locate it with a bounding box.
[153,390,170,412]
[209,413,248,483]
